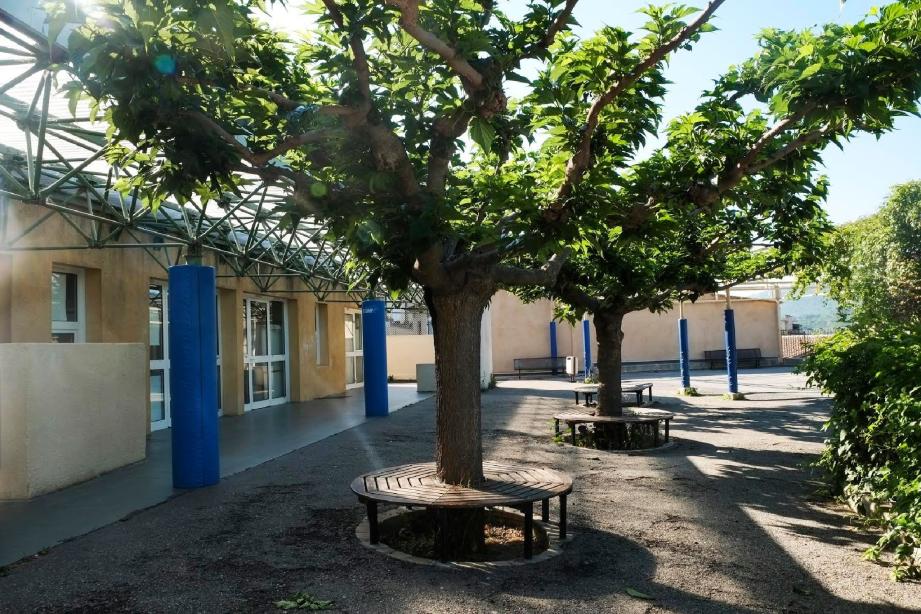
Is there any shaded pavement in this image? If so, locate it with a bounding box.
[1,369,918,612]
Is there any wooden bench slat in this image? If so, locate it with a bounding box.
[352,462,573,509]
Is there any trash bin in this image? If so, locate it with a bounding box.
[416,363,436,393]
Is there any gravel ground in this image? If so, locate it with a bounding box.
[1,369,919,613]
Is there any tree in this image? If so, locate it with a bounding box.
[48,0,731,553]
[50,0,727,482]
[797,180,921,326]
[527,2,921,416]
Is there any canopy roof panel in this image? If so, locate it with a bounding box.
[0,8,385,302]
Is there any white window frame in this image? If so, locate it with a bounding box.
[344,309,364,389]
[51,265,86,343]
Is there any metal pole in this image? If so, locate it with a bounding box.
[549,321,558,375]
[724,290,739,395]
[362,299,389,417]
[678,305,691,390]
[168,264,220,488]
[582,318,592,378]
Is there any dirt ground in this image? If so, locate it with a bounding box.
[1,369,919,613]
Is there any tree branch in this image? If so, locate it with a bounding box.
[689,106,820,207]
[551,0,726,210]
[323,0,420,199]
[555,276,602,313]
[383,0,485,90]
[249,128,341,167]
[493,249,570,286]
[182,110,260,165]
[748,124,834,175]
[427,109,471,196]
[519,0,580,58]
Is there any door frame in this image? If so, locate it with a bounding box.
[243,296,290,411]
[149,281,171,431]
[344,309,364,389]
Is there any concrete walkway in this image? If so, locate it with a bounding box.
[0,384,429,567]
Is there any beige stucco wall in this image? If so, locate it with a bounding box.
[0,343,147,499]
[490,290,781,372]
[0,203,353,425]
[387,335,436,380]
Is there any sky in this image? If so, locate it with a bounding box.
[265,0,921,225]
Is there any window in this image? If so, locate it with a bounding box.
[51,267,85,343]
[315,303,329,365]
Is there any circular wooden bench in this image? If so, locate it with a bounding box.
[554,409,674,447]
[351,461,573,559]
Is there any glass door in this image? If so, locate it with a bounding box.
[345,311,364,388]
[243,297,288,410]
[150,283,222,429]
[149,283,170,430]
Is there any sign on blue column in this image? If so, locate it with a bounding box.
[362,299,389,417]
[678,318,691,389]
[168,264,220,489]
[724,309,739,394]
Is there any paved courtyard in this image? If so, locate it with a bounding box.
[1,369,919,612]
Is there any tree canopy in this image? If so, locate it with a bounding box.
[797,180,921,325]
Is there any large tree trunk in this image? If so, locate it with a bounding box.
[425,283,494,558]
[427,284,493,485]
[594,310,626,417]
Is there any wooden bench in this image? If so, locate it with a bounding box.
[704,348,762,370]
[350,461,573,560]
[513,356,567,379]
[554,409,674,447]
[573,382,653,406]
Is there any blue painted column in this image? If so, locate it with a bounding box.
[678,318,691,389]
[168,264,219,489]
[362,299,389,417]
[582,318,592,378]
[549,321,558,375]
[724,308,739,394]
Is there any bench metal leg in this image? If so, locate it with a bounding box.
[665,419,670,443]
[367,501,379,545]
[635,391,642,406]
[573,391,579,404]
[554,418,560,435]
[541,498,550,522]
[436,508,448,562]
[559,493,567,540]
[648,385,653,402]
[570,424,577,446]
[523,503,533,559]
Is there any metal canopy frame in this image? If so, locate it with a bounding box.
[0,9,375,302]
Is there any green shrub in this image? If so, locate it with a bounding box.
[800,325,921,580]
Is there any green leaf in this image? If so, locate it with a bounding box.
[626,587,655,600]
[211,3,237,59]
[800,62,823,79]
[469,117,496,154]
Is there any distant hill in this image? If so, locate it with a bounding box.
[779,294,846,333]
